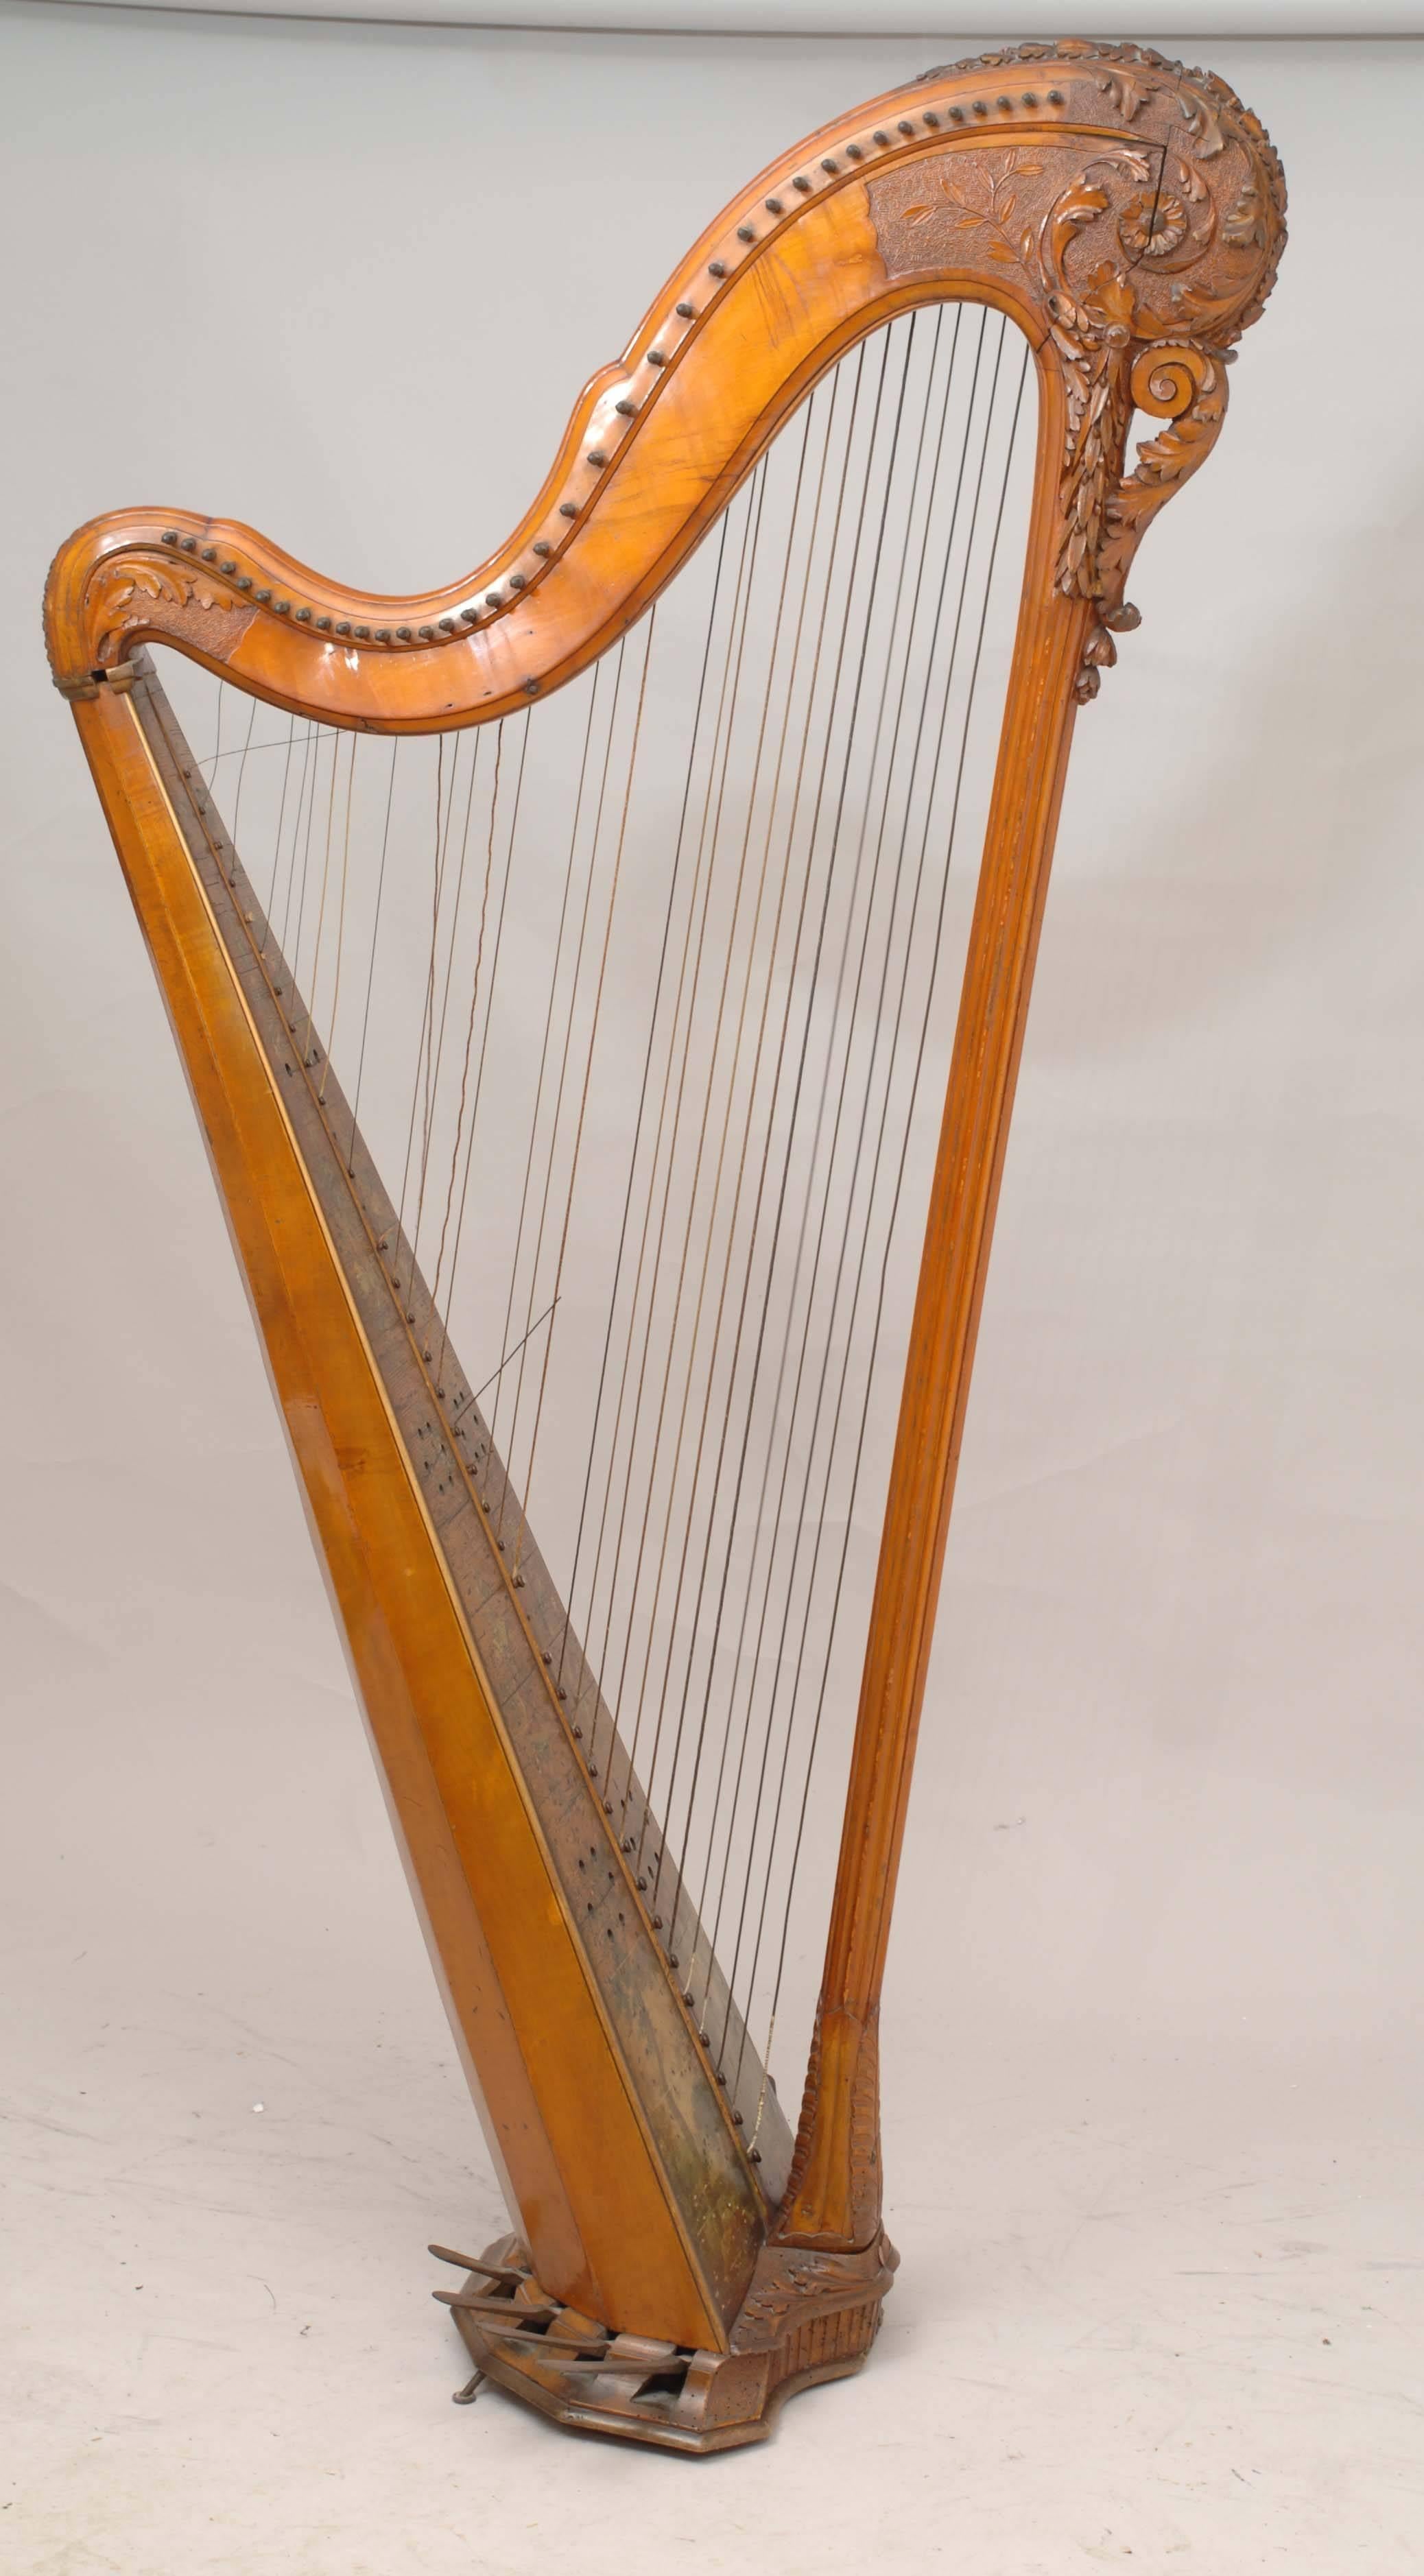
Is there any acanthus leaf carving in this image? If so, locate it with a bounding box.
[86,556,253,667]
[1176,88,1227,158]
[871,46,1284,701]
[731,2230,898,2356]
[1097,68,1149,123]
[1224,178,1270,250]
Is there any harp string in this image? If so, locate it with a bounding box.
[713,311,1011,2050]
[742,328,1034,2112]
[409,730,484,1295]
[611,472,776,1763]
[348,739,400,1172]
[512,608,658,1577]
[637,311,916,1915]
[393,736,454,1299]
[556,495,743,1718]
[480,657,608,1520]
[317,734,358,1107]
[492,635,635,1542]
[436,714,531,1390]
[687,302,964,2006]
[634,384,875,1834]
[301,718,346,1072]
[412,734,468,1281]
[718,326,1006,2077]
[208,729,307,767]
[229,691,259,859]
[276,726,313,1030]
[650,314,929,1924]
[291,730,331,1043]
[721,322,1009,2081]
[431,712,530,1363]
[259,716,300,955]
[425,722,502,1324]
[674,302,959,1942]
[156,291,1036,2115]
[293,730,338,1060]
[761,329,1036,2054]
[572,464,772,1755]
[597,358,855,1834]
[579,407,821,1789]
[608,447,798,1817]
[274,719,314,970]
[265,720,308,968]
[605,332,880,1875]
[605,458,783,1817]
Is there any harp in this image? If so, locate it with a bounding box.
[46,40,1284,2453]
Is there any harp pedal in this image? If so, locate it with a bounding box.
[436,2229,898,2453]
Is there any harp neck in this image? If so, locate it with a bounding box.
[47,45,1278,731]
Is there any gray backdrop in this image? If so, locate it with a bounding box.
[3,10,1421,2571]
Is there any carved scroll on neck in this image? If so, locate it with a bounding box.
[871,40,1286,698]
[45,42,1283,725]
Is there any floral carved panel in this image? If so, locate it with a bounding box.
[868,43,1286,696]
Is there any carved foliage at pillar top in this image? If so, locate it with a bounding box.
[870,43,1285,699]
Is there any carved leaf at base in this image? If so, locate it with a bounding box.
[731,2230,898,2355]
[775,2003,883,2249]
[846,2009,882,2247]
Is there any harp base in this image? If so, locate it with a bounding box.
[436,2231,899,2453]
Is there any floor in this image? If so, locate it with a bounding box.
[5,1564,1419,2575]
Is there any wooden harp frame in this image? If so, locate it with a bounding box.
[45,41,1285,2453]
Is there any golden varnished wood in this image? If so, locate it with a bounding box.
[45,47,1282,728]
[47,40,1285,2446]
